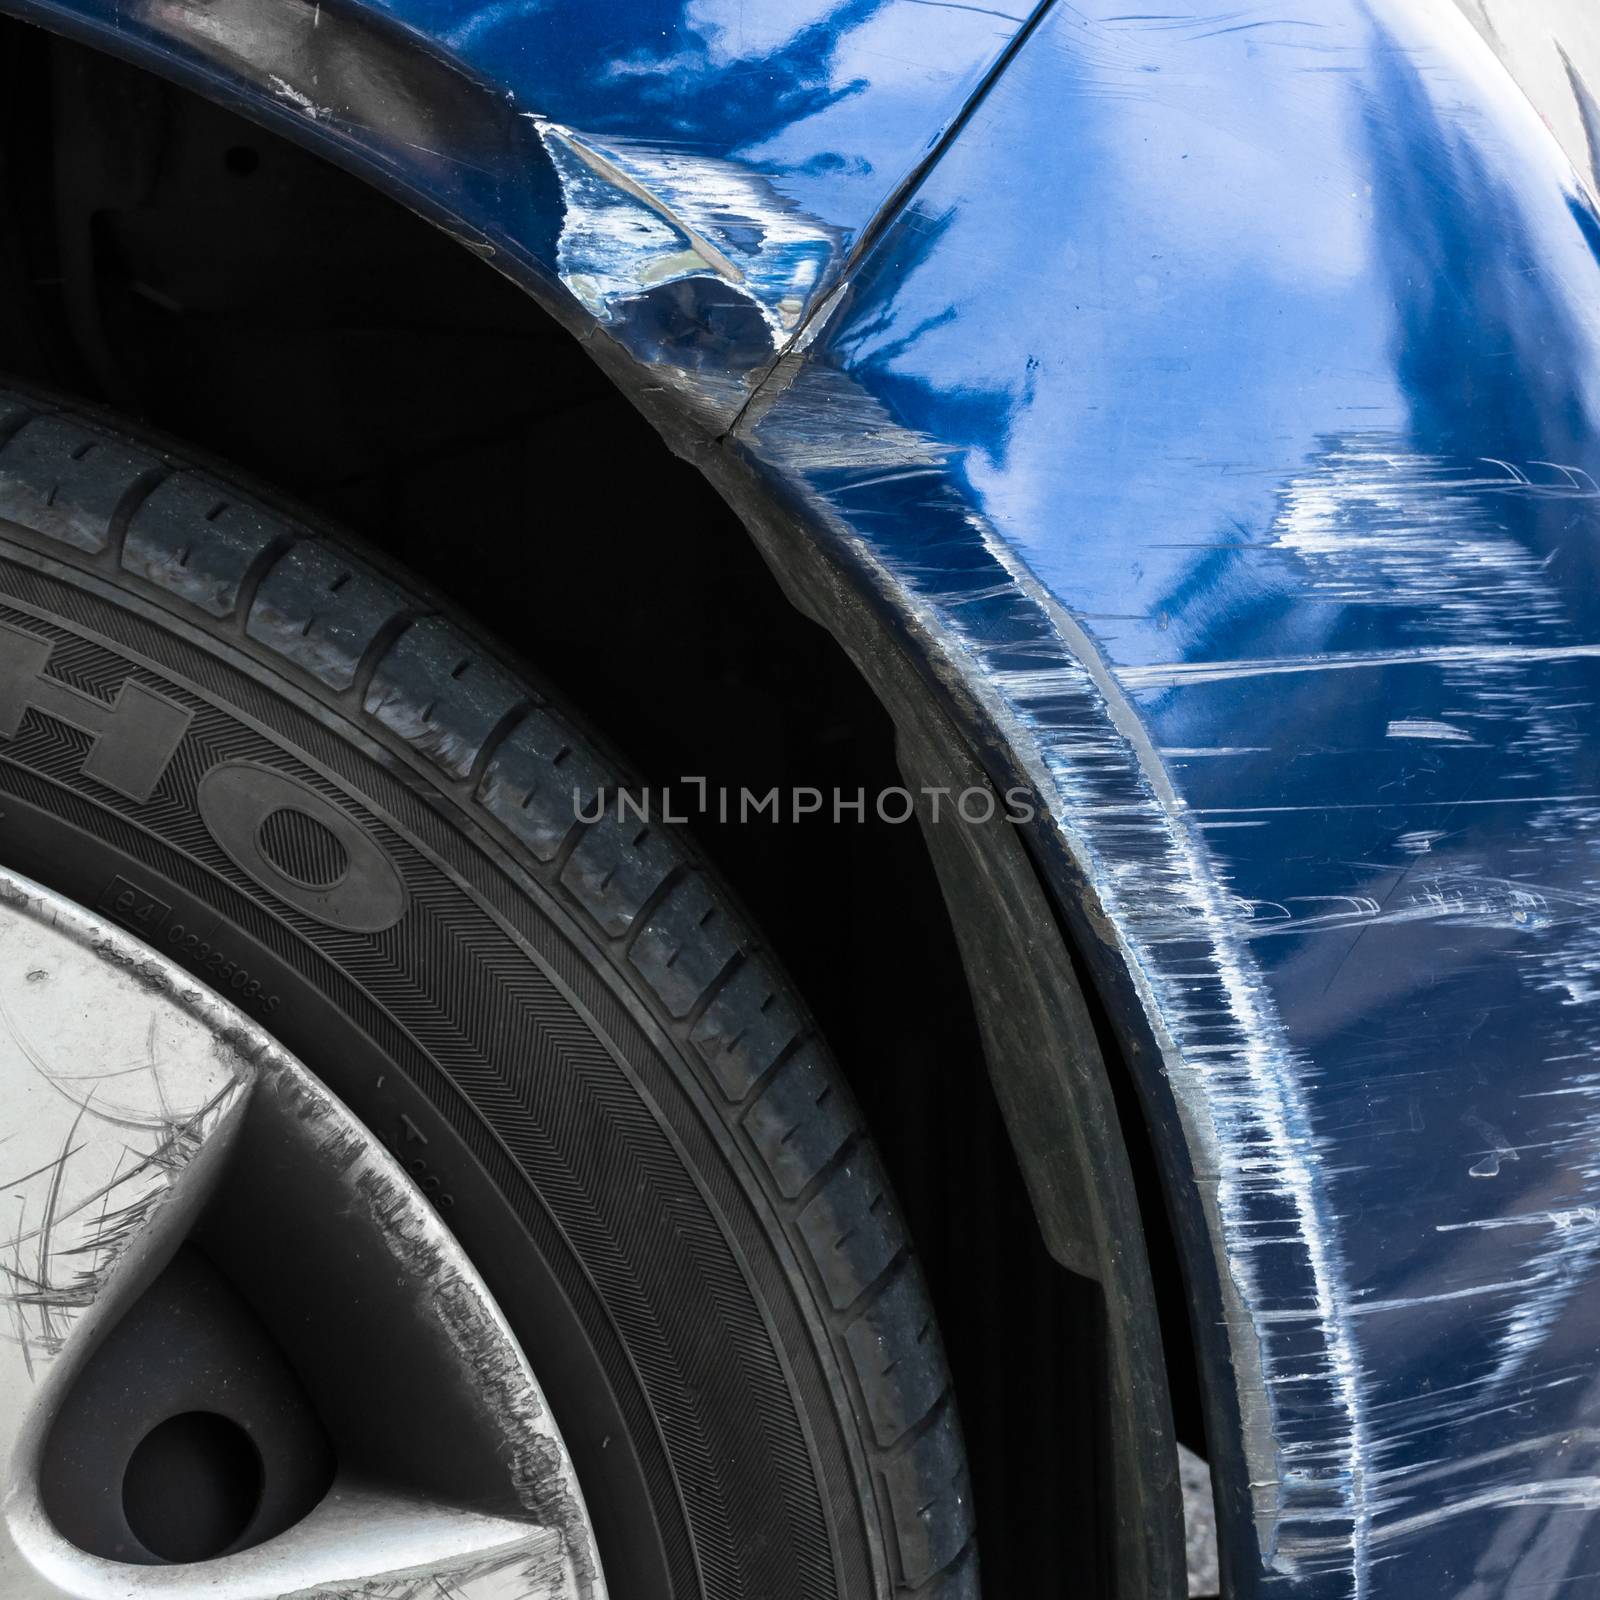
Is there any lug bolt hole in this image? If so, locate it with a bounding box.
[122,1411,263,1564]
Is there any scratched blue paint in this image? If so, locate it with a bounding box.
[737,3,1600,1596]
[5,0,1600,1595]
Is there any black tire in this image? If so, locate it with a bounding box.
[0,386,976,1599]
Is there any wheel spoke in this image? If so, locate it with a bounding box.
[0,881,253,1478]
[10,1478,568,1598]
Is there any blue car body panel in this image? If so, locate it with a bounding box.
[735,8,1600,1594]
[8,0,1600,1595]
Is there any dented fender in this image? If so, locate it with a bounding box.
[3,0,1038,424]
[6,0,1600,1596]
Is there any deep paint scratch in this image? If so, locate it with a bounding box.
[529,115,841,412]
[737,375,1374,1587]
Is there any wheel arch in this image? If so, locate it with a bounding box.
[0,5,1206,1594]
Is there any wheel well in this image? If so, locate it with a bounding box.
[0,18,1205,1590]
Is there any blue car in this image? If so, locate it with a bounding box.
[0,2,1593,1597]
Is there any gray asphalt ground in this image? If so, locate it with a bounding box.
[1179,1444,1220,1597]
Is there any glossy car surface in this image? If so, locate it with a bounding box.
[6,1,1600,1595]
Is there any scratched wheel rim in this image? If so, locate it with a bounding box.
[0,868,605,1600]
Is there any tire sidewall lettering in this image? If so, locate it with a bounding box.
[197,760,407,933]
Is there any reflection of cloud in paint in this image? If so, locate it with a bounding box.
[687,0,863,65]
[440,0,550,52]
[741,0,1014,219]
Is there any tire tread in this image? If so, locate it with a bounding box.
[0,385,974,1596]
